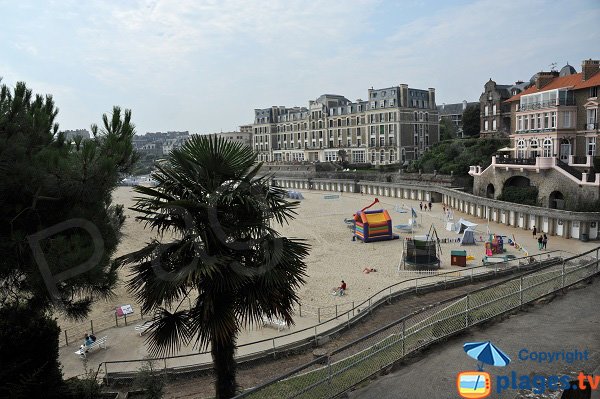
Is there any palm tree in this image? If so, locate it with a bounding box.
[117,135,309,398]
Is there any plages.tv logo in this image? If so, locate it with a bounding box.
[456,341,511,399]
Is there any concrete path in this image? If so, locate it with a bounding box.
[348,277,600,399]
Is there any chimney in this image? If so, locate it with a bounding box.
[428,87,436,109]
[535,72,557,90]
[582,59,600,81]
[400,84,409,107]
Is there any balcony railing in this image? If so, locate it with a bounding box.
[518,99,576,111]
[495,157,536,165]
[515,128,556,134]
[583,122,598,130]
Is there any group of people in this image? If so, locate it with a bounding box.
[419,201,432,212]
[532,226,548,250]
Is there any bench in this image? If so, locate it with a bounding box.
[262,316,289,332]
[134,321,152,336]
[74,336,107,358]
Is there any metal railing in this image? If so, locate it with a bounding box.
[556,159,583,180]
[96,251,569,385]
[236,247,599,398]
[494,157,536,165]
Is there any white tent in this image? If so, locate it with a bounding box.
[456,218,478,234]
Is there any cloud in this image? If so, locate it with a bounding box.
[1,0,598,133]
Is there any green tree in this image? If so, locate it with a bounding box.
[117,135,309,398]
[439,118,458,141]
[461,105,481,137]
[0,81,137,396]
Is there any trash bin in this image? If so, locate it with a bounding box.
[451,250,467,267]
[581,233,589,242]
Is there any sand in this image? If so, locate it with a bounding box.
[56,186,596,335]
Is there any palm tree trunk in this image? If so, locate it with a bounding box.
[211,330,238,398]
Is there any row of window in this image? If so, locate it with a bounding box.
[516,112,561,131]
[484,119,497,131]
[484,104,497,116]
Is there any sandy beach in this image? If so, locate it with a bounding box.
[56,185,597,336]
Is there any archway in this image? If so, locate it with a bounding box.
[549,191,565,209]
[504,175,531,188]
[486,183,495,198]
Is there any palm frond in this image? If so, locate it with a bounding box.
[146,308,194,356]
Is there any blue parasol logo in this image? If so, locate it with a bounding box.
[463,341,511,370]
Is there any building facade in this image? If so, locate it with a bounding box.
[470,59,600,209]
[479,79,529,136]
[133,131,190,156]
[251,85,439,165]
[208,129,252,147]
[63,129,91,141]
[437,100,479,136]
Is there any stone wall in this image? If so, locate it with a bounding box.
[472,165,600,208]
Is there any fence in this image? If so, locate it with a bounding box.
[59,298,195,347]
[59,252,547,347]
[96,250,569,385]
[235,247,599,398]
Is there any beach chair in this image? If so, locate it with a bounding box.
[134,320,153,336]
[262,316,288,332]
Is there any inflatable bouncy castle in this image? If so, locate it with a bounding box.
[353,199,399,243]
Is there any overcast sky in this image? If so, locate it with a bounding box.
[1,0,598,135]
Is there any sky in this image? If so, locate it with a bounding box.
[1,0,599,135]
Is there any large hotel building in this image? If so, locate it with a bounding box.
[251,85,439,165]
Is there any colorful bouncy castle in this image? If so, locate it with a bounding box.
[353,199,399,242]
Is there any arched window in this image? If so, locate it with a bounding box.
[517,139,526,159]
[380,150,385,162]
[529,139,539,158]
[401,148,406,162]
[390,150,395,162]
[543,138,552,157]
[318,121,323,129]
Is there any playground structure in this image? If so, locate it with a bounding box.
[508,234,529,257]
[399,225,442,270]
[394,207,419,232]
[485,234,504,256]
[352,198,399,243]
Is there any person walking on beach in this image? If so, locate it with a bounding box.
[532,226,537,238]
[537,235,543,250]
[543,234,548,250]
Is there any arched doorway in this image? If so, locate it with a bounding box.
[549,191,565,209]
[486,183,495,198]
[559,138,571,162]
[504,175,531,188]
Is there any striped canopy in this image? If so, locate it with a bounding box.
[463,341,511,367]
